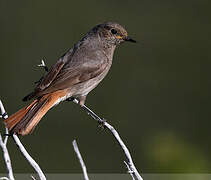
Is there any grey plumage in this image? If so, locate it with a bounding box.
[5,22,136,135]
[24,22,133,103]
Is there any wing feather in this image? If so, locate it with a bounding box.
[24,44,108,99]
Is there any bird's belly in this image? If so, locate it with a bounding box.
[73,78,101,97]
[71,64,111,97]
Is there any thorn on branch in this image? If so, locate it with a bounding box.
[35,59,49,84]
[37,59,48,72]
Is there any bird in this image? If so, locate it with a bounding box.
[4,22,136,135]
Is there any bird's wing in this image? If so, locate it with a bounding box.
[37,58,108,96]
[36,58,65,91]
[23,49,75,101]
[36,49,74,91]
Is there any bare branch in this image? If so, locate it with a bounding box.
[0,134,15,180]
[104,122,143,180]
[4,128,9,145]
[72,140,89,180]
[0,99,46,180]
[0,100,8,119]
[124,161,136,180]
[31,175,37,180]
[0,177,10,180]
[72,98,143,180]
[0,100,15,180]
[12,135,46,180]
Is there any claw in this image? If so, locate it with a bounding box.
[98,118,107,130]
[66,97,75,102]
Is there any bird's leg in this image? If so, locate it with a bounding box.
[81,103,107,129]
[67,97,106,128]
[77,96,86,107]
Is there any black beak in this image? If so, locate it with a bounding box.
[125,36,136,43]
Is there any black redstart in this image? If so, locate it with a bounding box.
[4,22,136,135]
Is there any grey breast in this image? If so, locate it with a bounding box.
[69,36,115,97]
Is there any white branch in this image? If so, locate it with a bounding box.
[0,177,10,180]
[31,175,37,180]
[12,135,46,180]
[124,161,136,180]
[72,140,89,180]
[72,99,143,180]
[0,100,8,119]
[4,128,9,145]
[0,134,15,180]
[0,100,15,180]
[0,99,46,180]
[104,122,143,180]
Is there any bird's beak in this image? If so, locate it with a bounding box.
[125,36,136,43]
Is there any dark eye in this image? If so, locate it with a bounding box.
[111,29,117,34]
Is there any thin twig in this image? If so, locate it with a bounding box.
[0,100,8,119]
[124,161,136,180]
[4,128,9,145]
[72,99,104,123]
[12,135,46,180]
[72,140,89,180]
[31,175,37,180]
[0,177,10,180]
[0,100,15,180]
[0,134,15,180]
[0,99,46,180]
[72,98,143,180]
[104,122,143,180]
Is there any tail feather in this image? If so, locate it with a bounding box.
[4,90,68,135]
[4,100,38,131]
[11,98,48,135]
[4,97,51,135]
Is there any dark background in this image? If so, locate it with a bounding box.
[0,0,211,174]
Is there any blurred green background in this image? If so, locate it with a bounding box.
[0,0,211,174]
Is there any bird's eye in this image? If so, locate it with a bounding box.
[111,29,117,34]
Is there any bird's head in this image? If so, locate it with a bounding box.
[92,22,136,46]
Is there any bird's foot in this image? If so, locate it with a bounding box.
[98,118,107,130]
[66,97,75,102]
[1,112,8,119]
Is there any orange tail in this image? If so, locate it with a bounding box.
[4,90,68,135]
